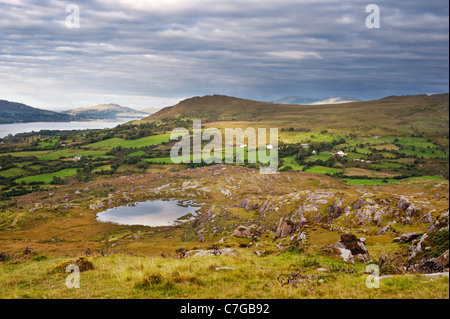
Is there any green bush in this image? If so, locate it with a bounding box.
[32,254,48,261]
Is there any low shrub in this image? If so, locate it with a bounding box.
[32,254,48,261]
[51,256,94,273]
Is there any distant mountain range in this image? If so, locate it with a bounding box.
[62,104,151,121]
[0,100,73,124]
[0,100,156,124]
[271,96,362,105]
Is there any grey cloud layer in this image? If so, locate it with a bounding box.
[0,0,448,109]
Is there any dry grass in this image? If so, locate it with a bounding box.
[0,251,448,299]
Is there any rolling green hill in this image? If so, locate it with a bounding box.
[143,93,449,137]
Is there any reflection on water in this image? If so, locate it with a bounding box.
[0,121,126,138]
[96,199,202,227]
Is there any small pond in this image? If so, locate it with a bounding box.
[96,199,202,227]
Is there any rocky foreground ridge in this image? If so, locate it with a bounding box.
[5,165,448,276]
[80,165,449,274]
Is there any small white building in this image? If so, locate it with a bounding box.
[239,143,247,148]
[311,150,317,155]
[74,155,82,161]
[267,144,274,150]
[336,150,347,157]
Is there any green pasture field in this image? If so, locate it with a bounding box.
[15,168,78,184]
[84,134,171,150]
[344,179,398,185]
[306,166,340,175]
[0,167,29,178]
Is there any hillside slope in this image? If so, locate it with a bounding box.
[0,100,73,124]
[143,94,449,137]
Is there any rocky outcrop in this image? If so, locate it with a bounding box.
[325,200,349,222]
[274,214,306,238]
[238,198,259,211]
[334,234,370,263]
[397,196,421,217]
[393,232,421,243]
[192,205,215,228]
[239,198,249,208]
[408,233,427,262]
[184,248,238,257]
[397,196,412,211]
[290,231,307,244]
[414,250,449,273]
[427,211,449,232]
[376,221,396,235]
[434,250,449,269]
[407,211,449,273]
[420,212,433,224]
[89,200,104,210]
[353,198,367,211]
[258,199,276,217]
[233,224,262,239]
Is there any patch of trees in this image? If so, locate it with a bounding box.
[280,127,311,132]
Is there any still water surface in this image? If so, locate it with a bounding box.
[96,199,202,227]
[0,121,125,138]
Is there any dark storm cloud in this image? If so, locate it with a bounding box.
[0,0,448,109]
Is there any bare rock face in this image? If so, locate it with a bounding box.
[396,196,421,218]
[192,205,215,228]
[393,232,421,243]
[405,204,421,218]
[239,198,250,209]
[233,226,252,238]
[89,201,104,210]
[296,231,307,244]
[334,234,370,263]
[401,217,413,225]
[427,211,449,232]
[274,215,306,238]
[408,233,428,261]
[397,196,412,211]
[325,200,348,222]
[434,250,449,269]
[185,248,238,257]
[376,221,397,235]
[233,224,262,239]
[407,211,449,273]
[238,198,259,211]
[415,250,449,273]
[421,212,433,224]
[353,198,367,211]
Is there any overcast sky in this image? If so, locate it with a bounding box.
[0,0,448,111]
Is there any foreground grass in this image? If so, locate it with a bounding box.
[0,251,447,299]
